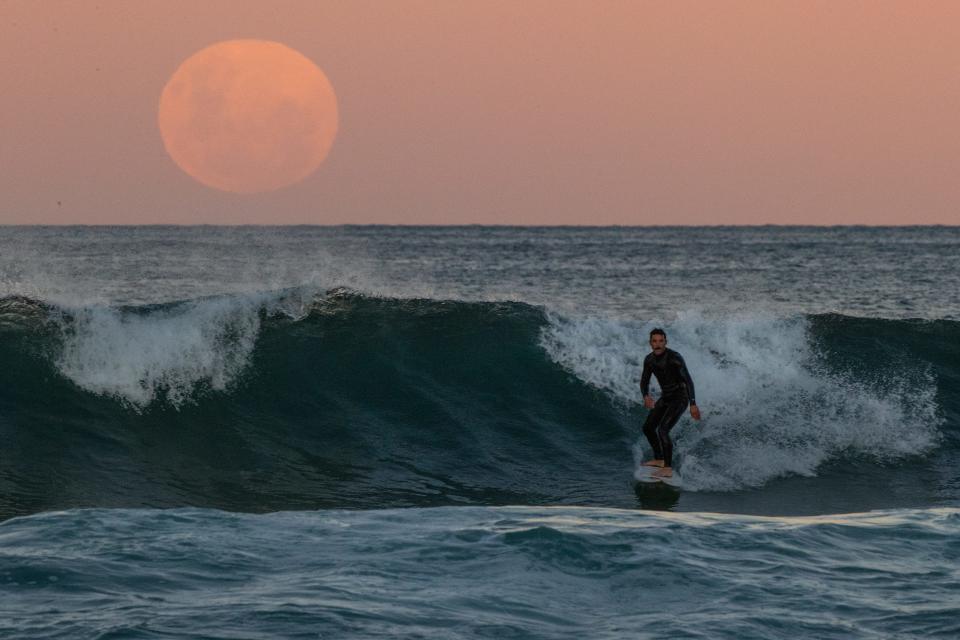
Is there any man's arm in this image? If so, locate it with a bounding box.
[675,354,696,405]
[674,353,701,420]
[640,356,652,398]
[640,356,656,409]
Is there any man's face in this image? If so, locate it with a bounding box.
[650,334,667,355]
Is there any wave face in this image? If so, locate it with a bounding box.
[1,292,958,520]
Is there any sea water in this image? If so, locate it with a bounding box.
[1,226,958,638]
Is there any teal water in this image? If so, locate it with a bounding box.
[0,294,957,519]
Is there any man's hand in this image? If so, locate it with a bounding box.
[644,395,655,409]
[690,404,701,420]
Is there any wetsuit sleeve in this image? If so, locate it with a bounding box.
[675,354,697,405]
[640,356,652,397]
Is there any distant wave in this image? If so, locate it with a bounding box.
[0,291,955,520]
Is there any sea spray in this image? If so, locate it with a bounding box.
[52,290,314,408]
[540,310,942,491]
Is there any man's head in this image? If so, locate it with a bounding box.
[649,328,667,355]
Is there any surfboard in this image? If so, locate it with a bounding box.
[634,466,683,488]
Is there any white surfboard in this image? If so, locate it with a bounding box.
[635,466,683,488]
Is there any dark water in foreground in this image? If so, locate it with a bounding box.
[1,226,958,638]
[3,507,959,639]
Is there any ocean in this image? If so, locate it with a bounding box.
[1,225,958,638]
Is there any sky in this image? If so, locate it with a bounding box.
[2,1,959,225]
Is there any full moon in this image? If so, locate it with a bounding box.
[158,40,339,194]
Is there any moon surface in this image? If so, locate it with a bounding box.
[158,40,339,194]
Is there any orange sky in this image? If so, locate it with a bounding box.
[2,1,959,225]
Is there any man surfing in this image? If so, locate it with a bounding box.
[640,328,701,478]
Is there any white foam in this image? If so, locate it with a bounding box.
[54,291,309,409]
[540,310,942,491]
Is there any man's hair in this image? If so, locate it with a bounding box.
[649,328,667,340]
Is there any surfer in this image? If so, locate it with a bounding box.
[640,328,701,478]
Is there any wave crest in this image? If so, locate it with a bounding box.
[541,311,943,491]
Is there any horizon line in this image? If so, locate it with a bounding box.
[2,223,958,229]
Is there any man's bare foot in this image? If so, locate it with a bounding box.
[642,459,664,468]
[652,467,673,478]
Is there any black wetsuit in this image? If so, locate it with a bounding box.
[640,348,697,468]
